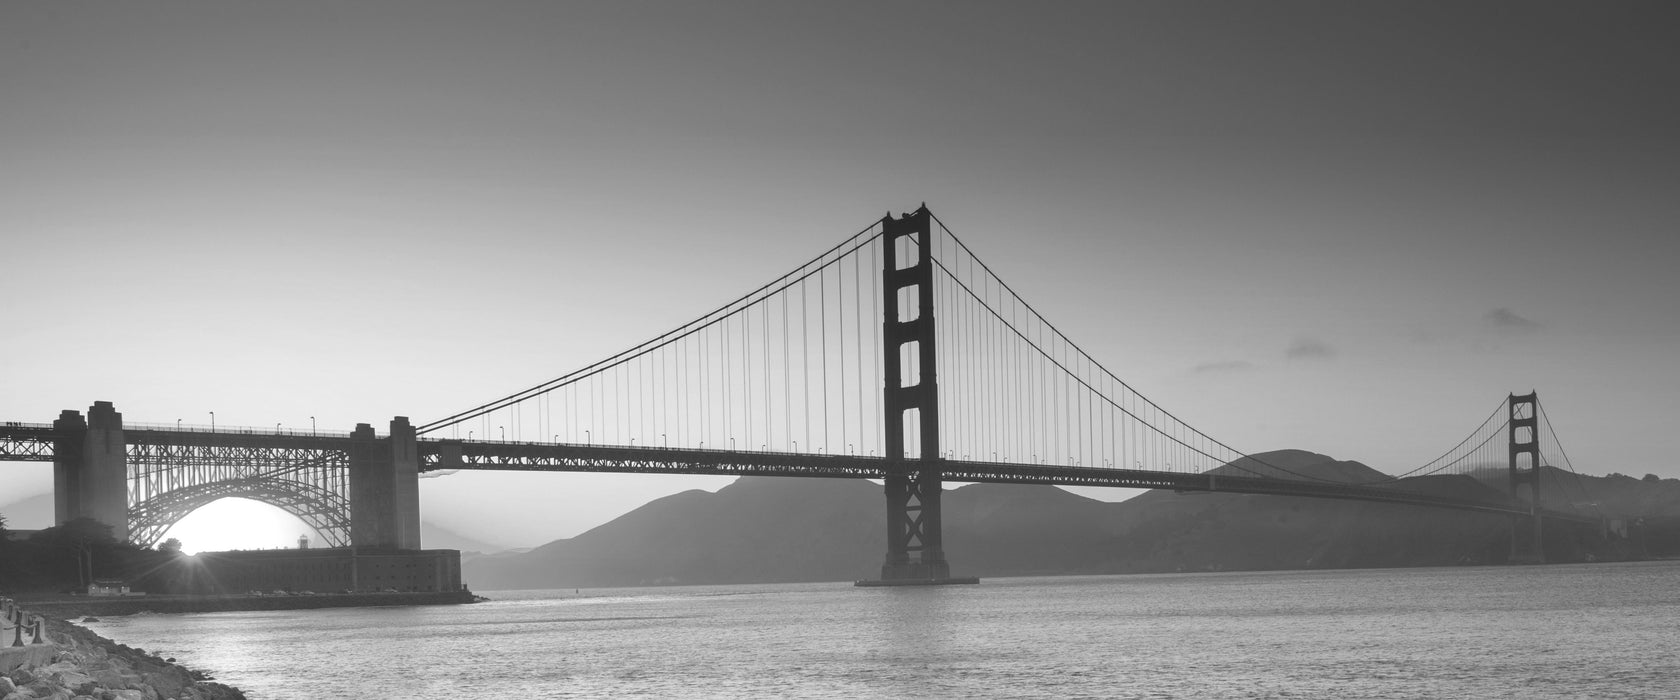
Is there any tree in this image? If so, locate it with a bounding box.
[158,538,184,555]
[33,517,117,588]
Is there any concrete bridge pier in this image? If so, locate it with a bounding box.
[51,401,129,541]
[348,417,421,549]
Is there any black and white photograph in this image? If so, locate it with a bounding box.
[3,1,1677,697]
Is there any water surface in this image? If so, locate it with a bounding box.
[87,561,1680,698]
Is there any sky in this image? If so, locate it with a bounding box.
[3,1,1676,551]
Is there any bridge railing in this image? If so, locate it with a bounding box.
[417,435,880,456]
[125,422,363,438]
[0,599,49,647]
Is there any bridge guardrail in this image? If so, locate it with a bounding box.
[125,422,365,438]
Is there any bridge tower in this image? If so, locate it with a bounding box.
[1508,392,1544,564]
[348,417,422,550]
[867,207,967,584]
[51,402,130,541]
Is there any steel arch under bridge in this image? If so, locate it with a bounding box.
[125,430,353,547]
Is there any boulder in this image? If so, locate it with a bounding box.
[137,674,180,700]
[91,671,131,691]
[44,672,93,695]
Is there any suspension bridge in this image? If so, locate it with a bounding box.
[1,207,1608,583]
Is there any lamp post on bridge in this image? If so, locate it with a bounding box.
[176,418,181,430]
[311,416,316,436]
[209,411,215,432]
[499,425,504,441]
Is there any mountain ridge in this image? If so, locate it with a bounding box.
[463,449,1676,589]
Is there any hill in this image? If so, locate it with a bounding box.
[420,521,505,554]
[465,450,1680,590]
[11,452,1673,589]
[0,492,54,529]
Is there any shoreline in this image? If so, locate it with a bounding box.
[4,592,477,698]
[18,590,480,618]
[5,616,245,700]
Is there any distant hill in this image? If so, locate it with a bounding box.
[464,450,1680,590]
[0,493,53,529]
[421,521,508,554]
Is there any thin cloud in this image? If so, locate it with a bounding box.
[1485,307,1542,333]
[1192,360,1256,374]
[1286,337,1335,361]
[418,469,459,479]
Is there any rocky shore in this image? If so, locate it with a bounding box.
[2,618,244,700]
[24,590,479,619]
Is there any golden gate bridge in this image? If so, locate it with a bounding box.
[0,206,1606,583]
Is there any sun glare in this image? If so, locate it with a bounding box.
[157,498,324,555]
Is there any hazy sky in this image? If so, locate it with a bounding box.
[3,1,1676,550]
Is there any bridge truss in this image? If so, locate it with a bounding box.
[124,430,354,547]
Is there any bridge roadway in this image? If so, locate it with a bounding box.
[1,423,1591,525]
[420,438,1595,523]
[0,423,357,458]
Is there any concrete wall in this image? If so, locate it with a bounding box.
[185,548,464,594]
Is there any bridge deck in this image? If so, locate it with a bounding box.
[1,424,1593,524]
[417,439,1592,522]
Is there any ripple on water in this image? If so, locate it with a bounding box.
[83,562,1680,699]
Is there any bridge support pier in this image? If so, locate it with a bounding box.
[858,207,975,587]
[51,401,129,542]
[1508,392,1544,564]
[348,417,421,550]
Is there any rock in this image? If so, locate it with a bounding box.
[137,674,180,700]
[91,671,130,691]
[0,678,14,695]
[45,672,94,694]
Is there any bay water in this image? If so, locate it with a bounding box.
[85,561,1680,698]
